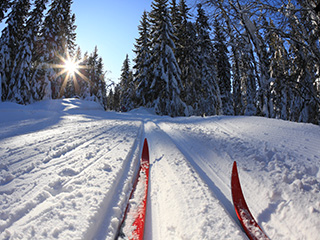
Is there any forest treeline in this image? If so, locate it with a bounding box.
[112,0,320,124]
[1,0,320,124]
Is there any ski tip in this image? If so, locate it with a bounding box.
[142,138,149,163]
[232,161,237,175]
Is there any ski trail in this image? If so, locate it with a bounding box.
[0,117,144,239]
[156,116,320,239]
[157,122,240,226]
[157,120,271,235]
[144,121,244,239]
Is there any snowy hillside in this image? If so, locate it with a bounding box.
[0,99,320,240]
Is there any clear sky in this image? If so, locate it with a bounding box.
[72,0,153,84]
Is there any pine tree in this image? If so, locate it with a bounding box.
[0,0,30,102]
[149,0,187,116]
[35,0,77,100]
[0,1,11,22]
[172,0,197,114]
[119,54,134,111]
[133,11,152,107]
[113,84,121,111]
[213,18,233,115]
[9,0,49,104]
[195,4,221,116]
[84,47,107,108]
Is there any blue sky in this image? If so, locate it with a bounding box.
[72,0,153,84]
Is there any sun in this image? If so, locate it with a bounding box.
[53,52,89,97]
[64,58,78,76]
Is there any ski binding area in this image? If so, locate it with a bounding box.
[1,99,320,239]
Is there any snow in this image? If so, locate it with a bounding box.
[0,98,320,240]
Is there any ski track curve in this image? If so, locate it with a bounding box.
[144,121,244,240]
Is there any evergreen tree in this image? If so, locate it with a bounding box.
[149,0,187,116]
[169,0,180,32]
[133,11,152,107]
[0,1,11,22]
[173,0,197,114]
[0,0,30,102]
[35,0,77,99]
[9,0,49,104]
[113,84,121,111]
[119,54,134,111]
[213,18,233,115]
[181,21,198,114]
[107,88,114,110]
[195,4,221,116]
[85,46,107,108]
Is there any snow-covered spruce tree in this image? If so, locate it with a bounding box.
[119,54,134,111]
[0,0,30,102]
[77,51,91,99]
[35,0,76,100]
[0,1,11,22]
[149,0,188,116]
[111,84,121,111]
[133,10,152,108]
[213,18,233,115]
[169,0,198,114]
[180,21,199,114]
[195,4,221,116]
[85,46,107,108]
[9,0,49,104]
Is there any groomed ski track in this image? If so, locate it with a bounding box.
[1,100,320,239]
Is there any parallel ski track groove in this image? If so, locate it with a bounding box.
[0,122,143,234]
[154,121,245,232]
[148,121,246,239]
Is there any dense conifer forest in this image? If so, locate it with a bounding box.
[1,0,319,124]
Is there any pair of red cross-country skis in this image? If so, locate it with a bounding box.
[117,138,269,240]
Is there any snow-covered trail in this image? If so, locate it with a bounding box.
[144,121,244,239]
[0,100,145,239]
[1,99,320,240]
[155,116,320,239]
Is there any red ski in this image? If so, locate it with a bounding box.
[118,138,150,240]
[231,161,269,240]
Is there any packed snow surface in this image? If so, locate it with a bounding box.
[0,99,319,240]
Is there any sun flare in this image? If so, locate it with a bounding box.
[64,59,78,76]
[52,52,89,97]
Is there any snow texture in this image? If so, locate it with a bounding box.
[0,98,320,239]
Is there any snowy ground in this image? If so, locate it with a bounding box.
[0,99,319,240]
